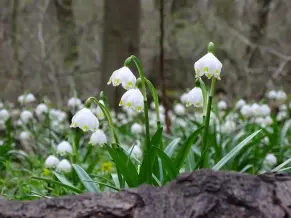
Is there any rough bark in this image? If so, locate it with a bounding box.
[1,169,291,218]
[101,0,140,108]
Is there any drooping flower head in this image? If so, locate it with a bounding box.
[89,129,107,146]
[70,108,99,132]
[57,141,73,156]
[131,123,143,135]
[119,89,144,112]
[174,103,186,116]
[185,87,203,108]
[0,109,10,122]
[194,53,222,80]
[56,159,72,173]
[44,155,60,169]
[108,67,136,90]
[18,93,36,104]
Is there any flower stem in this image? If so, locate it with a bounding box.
[200,77,217,168]
[127,55,152,183]
[86,97,119,145]
[145,78,161,129]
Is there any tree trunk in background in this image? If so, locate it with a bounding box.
[101,0,141,108]
[245,0,272,98]
[54,0,79,96]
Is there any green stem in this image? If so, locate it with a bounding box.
[129,55,152,183]
[201,77,217,168]
[87,97,119,145]
[145,78,161,129]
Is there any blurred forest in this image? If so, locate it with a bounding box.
[1,0,291,107]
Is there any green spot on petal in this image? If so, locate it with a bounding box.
[83,126,89,131]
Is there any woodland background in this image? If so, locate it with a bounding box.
[0,0,290,107]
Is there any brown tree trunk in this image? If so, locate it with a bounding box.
[101,0,140,108]
[54,0,79,96]
[0,169,291,217]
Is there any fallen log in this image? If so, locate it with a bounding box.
[0,169,291,218]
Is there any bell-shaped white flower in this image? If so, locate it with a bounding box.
[194,53,222,79]
[44,155,60,169]
[18,93,36,104]
[131,123,143,135]
[276,90,287,101]
[20,110,33,123]
[174,103,186,116]
[67,97,82,108]
[0,109,10,122]
[235,99,246,110]
[19,131,32,143]
[57,141,73,156]
[119,89,144,112]
[56,159,72,173]
[267,90,277,99]
[70,108,99,131]
[251,103,260,117]
[185,87,203,108]
[264,153,277,166]
[35,103,48,118]
[108,66,136,90]
[264,116,273,126]
[218,100,227,110]
[259,104,271,117]
[89,129,107,146]
[220,120,236,134]
[180,93,188,104]
[240,105,252,118]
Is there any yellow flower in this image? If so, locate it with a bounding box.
[101,162,113,173]
[42,168,51,176]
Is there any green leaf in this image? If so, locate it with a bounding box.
[164,138,181,157]
[272,157,291,172]
[53,171,74,187]
[174,126,204,169]
[31,176,81,193]
[153,146,178,181]
[212,130,262,171]
[72,164,99,192]
[151,127,163,147]
[106,146,138,187]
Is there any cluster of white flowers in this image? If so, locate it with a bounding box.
[18,93,36,104]
[44,155,72,173]
[108,66,144,112]
[240,103,272,127]
[267,90,287,102]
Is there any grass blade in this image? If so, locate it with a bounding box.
[72,164,99,192]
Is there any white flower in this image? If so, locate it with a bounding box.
[259,104,271,117]
[185,87,203,108]
[108,66,136,90]
[119,89,144,112]
[218,100,227,110]
[18,93,36,104]
[57,141,73,156]
[240,105,252,118]
[20,110,33,123]
[251,103,260,117]
[267,90,277,99]
[279,104,287,111]
[235,99,246,110]
[0,109,10,122]
[264,116,273,126]
[220,120,236,134]
[89,129,107,146]
[35,103,48,118]
[277,111,287,121]
[19,131,31,142]
[70,108,99,131]
[131,123,143,135]
[264,154,277,166]
[194,53,222,79]
[68,97,82,108]
[44,155,60,169]
[56,159,72,173]
[174,103,186,116]
[50,109,67,122]
[180,93,188,104]
[276,90,287,101]
[159,105,165,114]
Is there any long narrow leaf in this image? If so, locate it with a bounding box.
[164,138,181,157]
[212,130,262,171]
[272,157,291,172]
[174,126,204,169]
[72,164,99,192]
